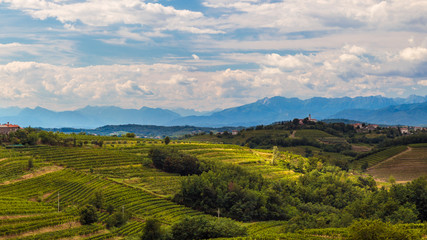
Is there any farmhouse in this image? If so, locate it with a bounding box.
[0,122,21,135]
[400,127,409,135]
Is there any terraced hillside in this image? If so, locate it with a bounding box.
[1,134,426,240]
[0,141,334,239]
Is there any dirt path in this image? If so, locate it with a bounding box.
[289,131,296,138]
[1,165,63,185]
[367,147,412,171]
[0,158,7,162]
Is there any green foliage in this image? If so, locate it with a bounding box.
[348,219,423,240]
[27,159,34,170]
[171,215,247,240]
[272,146,279,165]
[89,191,105,210]
[105,210,131,229]
[79,205,98,225]
[126,132,136,138]
[141,218,169,240]
[164,136,170,145]
[174,163,297,221]
[148,147,205,175]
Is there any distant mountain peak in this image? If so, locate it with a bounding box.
[1,95,426,128]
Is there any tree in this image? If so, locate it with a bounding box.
[79,205,98,225]
[164,136,170,145]
[28,159,34,170]
[141,218,164,240]
[126,132,136,138]
[106,210,130,229]
[272,146,280,165]
[90,191,105,210]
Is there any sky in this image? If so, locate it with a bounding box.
[0,0,427,111]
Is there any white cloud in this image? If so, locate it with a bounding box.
[115,80,153,96]
[400,47,427,61]
[3,0,220,34]
[264,53,308,70]
[0,48,426,111]
[192,54,200,60]
[202,0,427,32]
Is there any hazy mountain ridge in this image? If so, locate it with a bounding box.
[169,95,427,127]
[41,124,243,137]
[331,102,427,126]
[1,95,427,128]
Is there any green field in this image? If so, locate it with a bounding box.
[294,129,334,139]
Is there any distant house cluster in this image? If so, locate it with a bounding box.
[352,123,426,135]
[0,122,21,135]
[396,126,426,135]
[352,123,379,131]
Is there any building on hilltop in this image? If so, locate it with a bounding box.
[308,114,317,123]
[0,122,21,135]
[298,114,317,125]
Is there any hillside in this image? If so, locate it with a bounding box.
[0,129,426,239]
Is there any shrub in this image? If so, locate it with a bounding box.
[171,216,247,240]
[348,219,422,240]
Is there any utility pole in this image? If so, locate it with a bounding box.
[122,206,124,218]
[57,192,60,212]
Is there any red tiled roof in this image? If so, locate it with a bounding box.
[0,124,20,128]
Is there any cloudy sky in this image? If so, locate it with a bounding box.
[1,0,427,111]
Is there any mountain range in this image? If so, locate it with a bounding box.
[1,95,427,128]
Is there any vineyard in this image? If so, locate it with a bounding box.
[351,145,408,170]
[367,146,427,182]
[0,133,426,239]
[294,129,334,139]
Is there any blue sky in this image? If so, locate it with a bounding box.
[0,0,427,111]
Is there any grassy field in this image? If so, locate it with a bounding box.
[367,147,427,182]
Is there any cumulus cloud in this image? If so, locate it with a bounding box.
[264,53,308,70]
[202,0,427,32]
[1,45,427,111]
[1,1,427,111]
[400,47,427,61]
[2,0,221,34]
